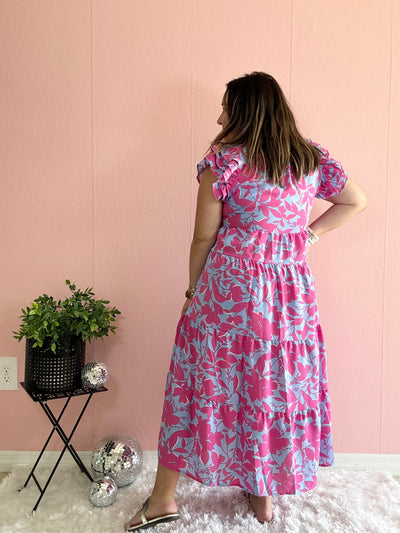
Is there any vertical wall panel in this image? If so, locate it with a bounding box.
[382,0,400,453]
[0,0,93,449]
[91,0,193,449]
[291,1,392,452]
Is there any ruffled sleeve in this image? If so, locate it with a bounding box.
[314,143,348,199]
[196,145,246,201]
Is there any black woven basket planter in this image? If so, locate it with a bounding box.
[24,336,86,393]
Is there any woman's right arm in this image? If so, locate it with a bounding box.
[308,178,367,236]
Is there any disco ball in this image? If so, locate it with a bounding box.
[81,362,109,390]
[91,433,143,487]
[89,476,118,507]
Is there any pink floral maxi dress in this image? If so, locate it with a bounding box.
[158,143,348,496]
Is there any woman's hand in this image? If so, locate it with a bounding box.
[181,298,191,317]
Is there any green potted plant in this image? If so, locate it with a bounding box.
[13,280,121,393]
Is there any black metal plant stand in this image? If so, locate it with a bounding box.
[19,382,107,512]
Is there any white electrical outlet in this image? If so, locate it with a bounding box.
[0,357,18,390]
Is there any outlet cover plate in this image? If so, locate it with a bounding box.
[0,357,18,390]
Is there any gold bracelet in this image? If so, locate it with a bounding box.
[185,287,196,299]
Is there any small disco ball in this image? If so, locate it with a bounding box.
[89,476,118,507]
[91,433,143,487]
[82,362,109,390]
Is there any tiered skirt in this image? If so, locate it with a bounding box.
[158,229,334,496]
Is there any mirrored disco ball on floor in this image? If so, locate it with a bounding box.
[81,361,109,390]
[89,476,118,507]
[91,432,143,487]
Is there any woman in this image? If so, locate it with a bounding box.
[125,72,367,530]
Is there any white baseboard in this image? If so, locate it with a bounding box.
[0,451,399,475]
[332,453,400,474]
[0,450,158,473]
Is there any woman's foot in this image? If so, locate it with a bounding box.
[124,496,178,531]
[248,493,273,523]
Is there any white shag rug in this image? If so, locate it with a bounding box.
[0,463,400,533]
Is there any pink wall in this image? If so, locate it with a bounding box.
[1,0,399,454]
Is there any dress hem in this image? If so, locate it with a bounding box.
[158,454,334,497]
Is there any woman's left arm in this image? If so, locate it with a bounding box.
[309,178,367,236]
[181,168,223,315]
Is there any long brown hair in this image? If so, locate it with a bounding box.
[211,72,321,185]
